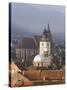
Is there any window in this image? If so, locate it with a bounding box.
[42,43,44,46]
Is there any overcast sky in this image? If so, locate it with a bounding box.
[11,3,65,37]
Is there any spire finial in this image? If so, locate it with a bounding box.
[48,24,50,31]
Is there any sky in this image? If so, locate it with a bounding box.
[11,3,65,43]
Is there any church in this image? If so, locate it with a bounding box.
[16,24,52,68]
[33,24,52,68]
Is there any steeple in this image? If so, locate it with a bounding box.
[47,24,50,33]
[47,24,52,40]
[43,27,47,35]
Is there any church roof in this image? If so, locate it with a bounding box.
[22,37,36,48]
[17,37,37,49]
[17,35,42,49]
[16,24,52,49]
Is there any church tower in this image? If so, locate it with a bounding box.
[47,24,52,41]
[33,25,52,68]
[39,26,51,57]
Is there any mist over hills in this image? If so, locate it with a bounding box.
[11,3,65,46]
[11,25,65,46]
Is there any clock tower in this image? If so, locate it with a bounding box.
[39,27,51,57]
[33,25,52,68]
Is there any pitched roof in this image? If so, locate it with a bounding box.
[33,35,41,47]
[22,37,37,48]
[17,37,37,49]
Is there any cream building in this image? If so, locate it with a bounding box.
[33,26,52,68]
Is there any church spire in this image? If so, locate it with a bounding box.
[43,27,47,35]
[47,24,50,32]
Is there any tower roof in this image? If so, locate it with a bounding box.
[41,27,49,41]
[48,24,50,31]
[43,28,47,35]
[41,24,51,41]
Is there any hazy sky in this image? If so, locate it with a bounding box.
[11,3,65,36]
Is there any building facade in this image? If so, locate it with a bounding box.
[33,24,52,68]
[16,24,52,67]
